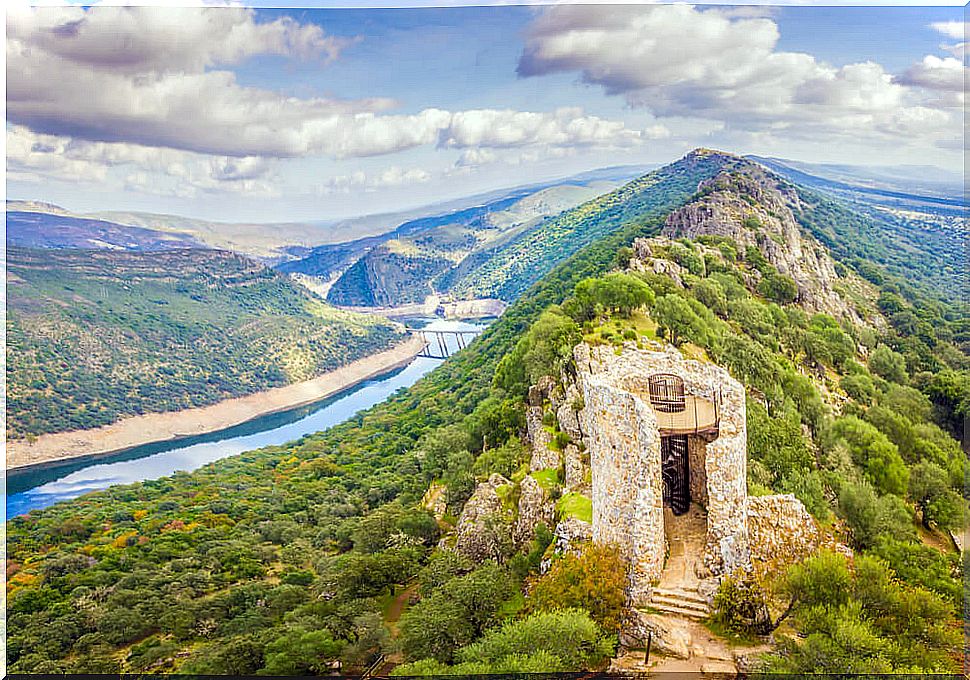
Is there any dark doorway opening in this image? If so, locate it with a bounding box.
[661,434,690,515]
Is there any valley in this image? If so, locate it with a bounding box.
[7,149,966,676]
[6,247,405,441]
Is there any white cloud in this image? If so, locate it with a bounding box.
[929,21,966,40]
[518,5,960,146]
[6,126,279,197]
[9,5,650,166]
[895,55,966,104]
[439,107,658,149]
[322,166,432,194]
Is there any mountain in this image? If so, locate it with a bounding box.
[6,150,965,676]
[750,156,966,306]
[281,153,731,308]
[5,209,206,251]
[6,247,404,439]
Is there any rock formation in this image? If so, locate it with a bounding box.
[514,474,555,546]
[451,473,512,562]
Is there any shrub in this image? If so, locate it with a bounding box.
[526,543,627,633]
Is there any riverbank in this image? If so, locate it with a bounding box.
[7,335,427,472]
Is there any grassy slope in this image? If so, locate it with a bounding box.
[446,149,740,302]
[6,247,403,439]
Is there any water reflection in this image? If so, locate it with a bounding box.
[7,318,485,517]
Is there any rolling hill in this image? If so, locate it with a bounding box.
[6,149,966,676]
[6,247,404,439]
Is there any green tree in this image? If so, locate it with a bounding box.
[869,344,908,383]
[908,461,964,530]
[827,417,909,495]
[259,629,342,675]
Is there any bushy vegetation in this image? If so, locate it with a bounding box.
[6,247,403,438]
[6,155,966,674]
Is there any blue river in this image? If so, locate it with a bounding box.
[6,318,484,517]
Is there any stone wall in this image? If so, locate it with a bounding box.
[746,494,820,567]
[578,372,664,604]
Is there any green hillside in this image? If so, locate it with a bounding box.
[446,149,739,301]
[6,248,404,439]
[6,152,967,675]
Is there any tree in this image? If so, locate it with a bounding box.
[869,345,908,383]
[827,417,909,496]
[908,461,964,530]
[526,543,627,633]
[837,481,915,549]
[259,629,342,675]
[758,272,798,304]
[652,294,711,346]
[398,562,512,663]
[692,277,728,316]
[454,609,614,670]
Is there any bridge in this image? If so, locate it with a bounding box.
[406,327,480,359]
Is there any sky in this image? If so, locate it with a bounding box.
[6,3,966,223]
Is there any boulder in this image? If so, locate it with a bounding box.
[563,444,586,491]
[514,474,555,546]
[452,474,512,562]
[526,405,560,471]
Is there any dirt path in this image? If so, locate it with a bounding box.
[385,584,418,637]
[7,335,426,471]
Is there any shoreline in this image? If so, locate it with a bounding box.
[6,335,427,472]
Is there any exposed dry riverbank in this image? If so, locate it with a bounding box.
[7,335,426,471]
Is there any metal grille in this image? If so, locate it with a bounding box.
[648,373,686,413]
[661,435,690,515]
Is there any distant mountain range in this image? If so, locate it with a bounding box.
[9,156,963,310]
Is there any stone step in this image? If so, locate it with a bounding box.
[648,599,710,621]
[651,596,710,617]
[653,587,710,608]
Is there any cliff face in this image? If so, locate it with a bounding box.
[660,160,882,326]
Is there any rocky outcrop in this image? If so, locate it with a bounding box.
[556,383,584,441]
[746,494,820,566]
[515,474,555,546]
[526,406,560,471]
[452,474,512,562]
[563,444,586,490]
[659,162,876,325]
[552,516,592,556]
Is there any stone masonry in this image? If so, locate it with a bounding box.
[575,342,751,604]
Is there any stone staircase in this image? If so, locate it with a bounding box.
[649,586,711,620]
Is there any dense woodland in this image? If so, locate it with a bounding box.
[6,248,404,439]
[7,156,968,674]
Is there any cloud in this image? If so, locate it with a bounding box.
[322,166,432,194]
[896,55,966,105]
[9,5,650,166]
[439,107,659,149]
[517,5,959,146]
[6,125,279,197]
[929,21,966,40]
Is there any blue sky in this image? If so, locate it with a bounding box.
[7,4,965,222]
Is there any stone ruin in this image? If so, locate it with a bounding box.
[575,341,819,605]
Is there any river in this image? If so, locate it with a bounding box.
[6,318,486,517]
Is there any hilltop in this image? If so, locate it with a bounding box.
[6,247,404,440]
[6,149,966,676]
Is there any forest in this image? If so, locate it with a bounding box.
[6,157,968,674]
[6,247,404,439]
